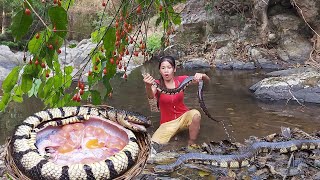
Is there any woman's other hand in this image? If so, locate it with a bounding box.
[193,73,210,83]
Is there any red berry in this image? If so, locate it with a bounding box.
[110,58,114,64]
[136,5,141,14]
[102,2,106,6]
[53,0,57,4]
[35,60,39,66]
[159,5,163,11]
[123,73,127,79]
[53,26,57,32]
[48,44,53,50]
[46,72,49,78]
[94,66,98,71]
[128,24,132,32]
[76,95,81,102]
[25,8,31,16]
[57,49,61,54]
[79,83,84,90]
[103,68,107,75]
[35,33,40,39]
[72,94,77,101]
[79,89,84,95]
[88,71,92,76]
[41,62,46,68]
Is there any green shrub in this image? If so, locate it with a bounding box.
[146,34,162,54]
[0,41,24,51]
[68,43,77,48]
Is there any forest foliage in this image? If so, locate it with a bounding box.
[0,0,185,111]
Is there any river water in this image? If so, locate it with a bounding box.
[1,62,320,150]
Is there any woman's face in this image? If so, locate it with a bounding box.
[159,60,176,81]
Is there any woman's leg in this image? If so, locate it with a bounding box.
[188,113,201,145]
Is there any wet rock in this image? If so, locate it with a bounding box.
[313,171,320,180]
[232,60,256,70]
[248,165,257,173]
[270,14,312,64]
[286,168,301,176]
[314,160,320,167]
[250,69,320,103]
[182,58,211,69]
[267,67,316,77]
[256,58,283,70]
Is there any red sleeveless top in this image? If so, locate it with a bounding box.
[155,76,189,124]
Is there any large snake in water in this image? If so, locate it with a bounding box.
[154,139,320,173]
[9,106,151,179]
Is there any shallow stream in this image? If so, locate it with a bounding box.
[1,62,320,150]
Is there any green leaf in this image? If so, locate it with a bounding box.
[64,74,73,88]
[90,90,101,105]
[172,14,181,25]
[155,17,162,27]
[21,74,33,93]
[12,95,23,103]
[28,31,43,54]
[33,79,42,96]
[53,58,61,74]
[11,10,33,41]
[43,78,54,97]
[53,74,63,89]
[91,27,104,43]
[2,66,21,93]
[102,76,113,96]
[51,92,60,107]
[48,6,68,38]
[62,0,75,10]
[0,93,11,112]
[103,27,116,56]
[64,66,73,75]
[37,82,45,98]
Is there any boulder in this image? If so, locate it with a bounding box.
[250,68,320,103]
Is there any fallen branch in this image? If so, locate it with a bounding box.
[283,152,294,180]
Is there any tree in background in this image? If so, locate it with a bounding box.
[0,0,185,111]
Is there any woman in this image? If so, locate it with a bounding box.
[143,56,210,146]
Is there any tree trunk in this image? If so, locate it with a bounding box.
[253,0,269,44]
[1,7,10,34]
[68,13,74,39]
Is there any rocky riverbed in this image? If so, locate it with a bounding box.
[2,128,319,179]
[140,128,320,179]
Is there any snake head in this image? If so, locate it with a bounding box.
[104,108,151,132]
[121,110,151,132]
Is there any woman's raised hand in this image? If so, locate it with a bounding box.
[193,73,203,82]
[142,73,155,87]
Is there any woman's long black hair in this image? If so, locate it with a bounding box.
[156,56,176,108]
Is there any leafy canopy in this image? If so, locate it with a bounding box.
[0,0,185,112]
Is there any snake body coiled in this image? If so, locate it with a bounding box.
[154,139,320,173]
[10,106,151,180]
[153,76,219,122]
